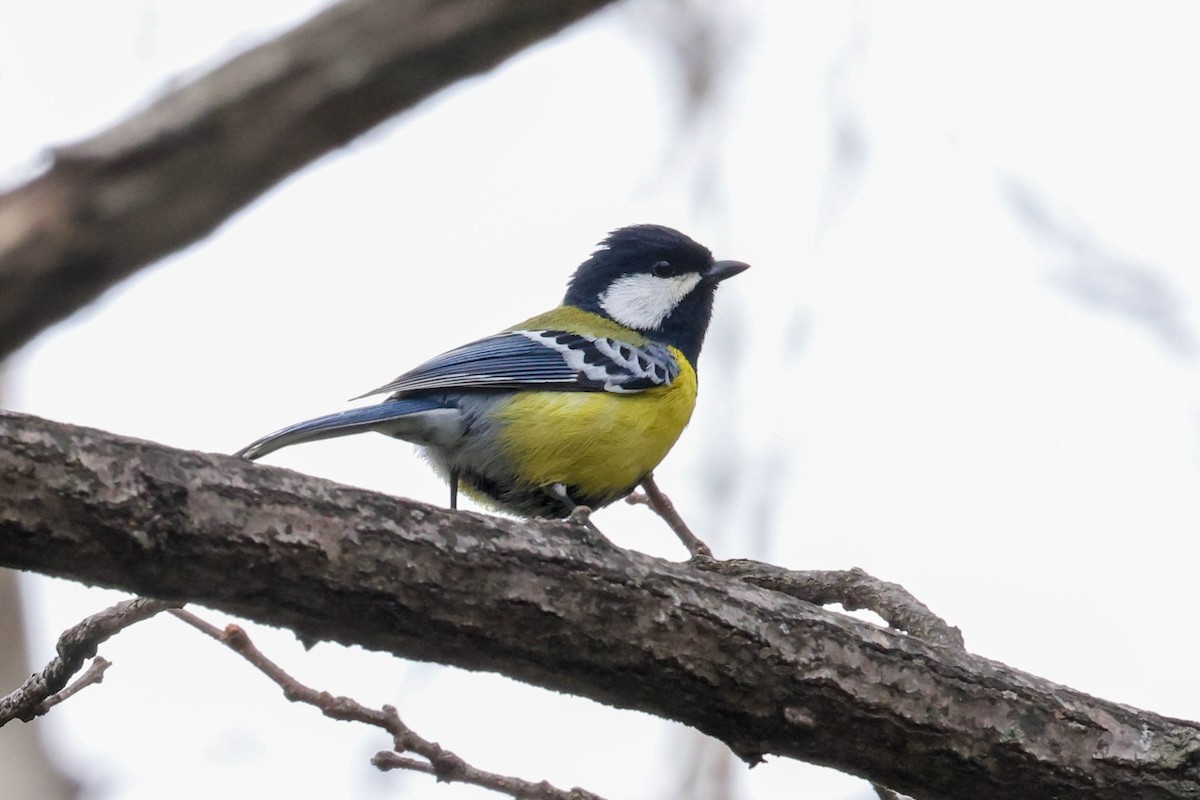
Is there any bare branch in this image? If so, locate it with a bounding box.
[0,0,615,359]
[370,752,603,800]
[0,597,177,726]
[170,609,607,800]
[693,560,965,651]
[32,657,112,717]
[2,410,1199,799]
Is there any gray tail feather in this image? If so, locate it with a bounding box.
[235,397,453,460]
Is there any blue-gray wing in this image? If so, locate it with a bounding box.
[354,330,681,399]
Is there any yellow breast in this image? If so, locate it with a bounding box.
[491,347,698,506]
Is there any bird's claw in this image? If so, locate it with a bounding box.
[567,505,594,527]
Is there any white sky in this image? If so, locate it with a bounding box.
[3,2,1200,799]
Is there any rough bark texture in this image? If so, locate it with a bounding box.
[0,597,176,726]
[0,0,615,359]
[1,409,1198,800]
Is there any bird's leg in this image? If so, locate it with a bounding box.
[449,469,460,511]
[547,483,602,535]
[631,473,713,558]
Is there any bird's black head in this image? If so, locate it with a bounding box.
[563,224,748,364]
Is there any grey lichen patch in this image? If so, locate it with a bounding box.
[1092,716,1193,768]
[273,516,349,562]
[435,516,492,555]
[75,447,144,504]
[784,705,818,729]
[1156,729,1200,770]
[274,525,318,546]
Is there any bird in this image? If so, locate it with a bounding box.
[236,224,748,519]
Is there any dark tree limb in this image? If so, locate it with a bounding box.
[0,597,178,725]
[2,409,1199,800]
[694,554,962,800]
[0,0,615,359]
[170,609,606,800]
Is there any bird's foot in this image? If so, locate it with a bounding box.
[567,504,594,528]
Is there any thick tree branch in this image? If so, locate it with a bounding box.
[1,409,1199,800]
[0,0,615,359]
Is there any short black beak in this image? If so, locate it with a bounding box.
[707,259,750,283]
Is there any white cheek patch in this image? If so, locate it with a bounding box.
[598,272,702,331]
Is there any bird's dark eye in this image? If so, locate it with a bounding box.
[652,260,673,278]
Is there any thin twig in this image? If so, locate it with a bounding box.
[628,472,713,557]
[0,597,178,726]
[372,752,601,799]
[33,656,112,716]
[169,609,609,800]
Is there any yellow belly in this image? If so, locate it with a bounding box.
[490,348,698,506]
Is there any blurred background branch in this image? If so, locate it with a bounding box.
[0,0,614,360]
[1002,177,1200,358]
[0,571,80,800]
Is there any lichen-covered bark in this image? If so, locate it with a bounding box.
[1,409,1198,800]
[0,0,614,359]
